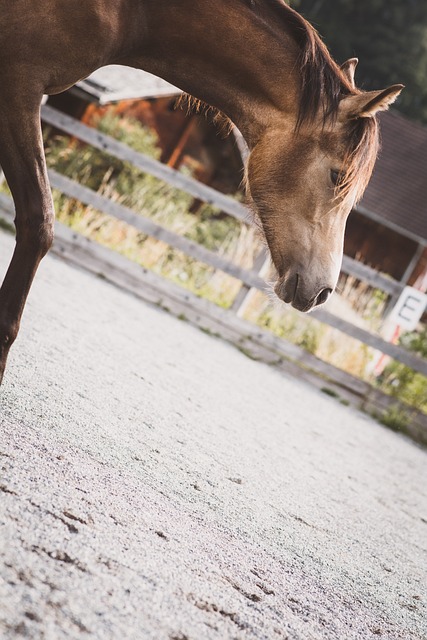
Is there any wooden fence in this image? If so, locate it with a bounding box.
[0,104,426,442]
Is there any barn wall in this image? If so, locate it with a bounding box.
[344,213,418,280]
[408,246,427,290]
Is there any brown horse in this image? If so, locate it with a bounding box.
[0,0,402,383]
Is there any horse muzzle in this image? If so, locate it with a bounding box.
[274,272,334,312]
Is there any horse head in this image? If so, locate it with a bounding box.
[246,60,403,312]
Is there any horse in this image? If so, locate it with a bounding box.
[0,0,403,384]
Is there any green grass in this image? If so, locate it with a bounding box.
[43,112,256,309]
[376,329,427,413]
[0,217,14,234]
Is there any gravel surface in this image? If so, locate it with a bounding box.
[1,230,426,640]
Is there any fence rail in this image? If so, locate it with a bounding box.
[1,105,426,438]
[50,170,422,370]
[40,106,427,376]
[42,105,249,223]
[48,170,265,291]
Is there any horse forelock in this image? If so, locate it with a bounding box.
[181,1,379,204]
[251,0,379,203]
[338,117,380,204]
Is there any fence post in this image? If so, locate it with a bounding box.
[384,243,424,318]
[231,248,270,318]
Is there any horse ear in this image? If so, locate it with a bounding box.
[339,84,404,120]
[340,58,358,88]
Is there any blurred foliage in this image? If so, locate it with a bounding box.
[291,0,427,124]
[378,328,427,412]
[379,405,411,433]
[44,113,242,254]
[42,113,252,307]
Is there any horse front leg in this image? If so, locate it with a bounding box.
[0,98,54,384]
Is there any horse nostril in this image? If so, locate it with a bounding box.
[315,287,333,307]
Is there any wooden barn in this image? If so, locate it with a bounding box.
[46,66,427,293]
[347,110,427,292]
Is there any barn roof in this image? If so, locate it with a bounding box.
[358,110,427,245]
[76,65,181,104]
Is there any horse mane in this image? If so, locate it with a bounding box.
[176,94,233,137]
[181,1,352,128]
[249,0,380,203]
[180,0,379,203]
[251,0,379,202]
[260,0,354,127]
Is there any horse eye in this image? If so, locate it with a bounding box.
[330,169,341,186]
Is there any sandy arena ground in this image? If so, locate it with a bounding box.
[0,230,426,640]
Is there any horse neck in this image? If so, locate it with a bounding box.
[128,0,301,147]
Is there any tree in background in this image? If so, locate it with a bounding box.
[292,0,427,124]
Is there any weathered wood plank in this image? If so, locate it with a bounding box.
[41,107,408,299]
[1,187,426,376]
[312,308,427,376]
[341,254,403,297]
[230,248,270,314]
[48,170,266,291]
[41,105,250,223]
[41,107,406,299]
